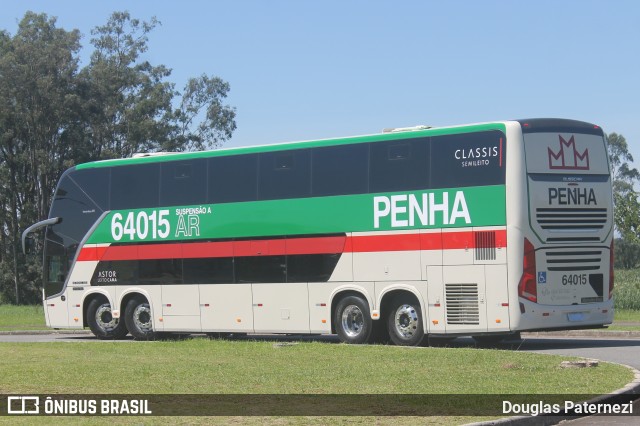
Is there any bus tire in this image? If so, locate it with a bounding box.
[334,295,373,344]
[387,295,425,346]
[124,297,156,341]
[87,298,128,340]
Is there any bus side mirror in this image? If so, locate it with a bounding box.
[23,236,35,255]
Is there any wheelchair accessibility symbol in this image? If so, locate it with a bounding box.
[537,271,547,284]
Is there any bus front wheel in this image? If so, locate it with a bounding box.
[87,298,128,340]
[334,295,373,344]
[124,297,156,341]
[386,295,425,346]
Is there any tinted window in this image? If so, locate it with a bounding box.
[91,260,137,286]
[312,144,369,197]
[139,259,182,285]
[160,160,207,207]
[209,154,258,203]
[111,164,160,210]
[370,138,429,193]
[287,254,340,282]
[49,176,104,250]
[259,150,311,200]
[430,131,506,189]
[235,256,286,283]
[44,240,67,297]
[69,168,110,211]
[183,258,234,284]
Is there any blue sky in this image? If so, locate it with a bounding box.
[2,1,639,166]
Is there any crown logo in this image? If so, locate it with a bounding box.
[548,135,589,170]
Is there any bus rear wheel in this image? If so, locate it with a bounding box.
[334,295,373,344]
[125,297,156,341]
[386,295,425,346]
[87,298,128,340]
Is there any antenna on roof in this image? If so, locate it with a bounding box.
[382,125,432,133]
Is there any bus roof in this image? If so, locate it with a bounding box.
[75,121,508,170]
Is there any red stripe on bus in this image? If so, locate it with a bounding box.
[77,230,506,261]
[347,233,421,253]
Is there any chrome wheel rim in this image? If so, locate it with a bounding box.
[341,305,364,337]
[133,304,152,331]
[394,304,419,339]
[95,304,119,332]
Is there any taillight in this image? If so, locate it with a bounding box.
[518,238,537,303]
[609,240,614,299]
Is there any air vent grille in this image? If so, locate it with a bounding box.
[535,208,607,231]
[445,283,479,325]
[475,231,496,261]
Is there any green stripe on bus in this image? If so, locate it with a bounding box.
[86,185,506,244]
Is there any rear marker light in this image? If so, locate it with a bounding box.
[542,313,550,317]
[501,303,509,307]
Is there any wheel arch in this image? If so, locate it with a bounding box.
[81,290,113,328]
[119,289,154,319]
[329,286,373,334]
[377,286,427,331]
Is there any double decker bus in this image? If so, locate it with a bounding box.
[23,118,615,344]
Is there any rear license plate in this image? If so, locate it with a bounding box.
[567,312,586,322]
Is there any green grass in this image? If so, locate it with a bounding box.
[1,340,632,394]
[612,309,640,322]
[614,268,640,310]
[0,304,45,330]
[0,339,634,425]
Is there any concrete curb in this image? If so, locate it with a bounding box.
[466,363,640,426]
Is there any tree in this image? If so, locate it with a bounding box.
[607,133,640,243]
[0,11,236,303]
[606,133,640,269]
[0,12,82,303]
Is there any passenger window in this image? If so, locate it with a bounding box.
[370,138,429,193]
[110,164,160,209]
[183,258,234,284]
[430,131,506,189]
[209,154,258,203]
[160,160,207,207]
[259,150,311,200]
[312,144,369,197]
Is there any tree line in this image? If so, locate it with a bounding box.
[1,11,236,303]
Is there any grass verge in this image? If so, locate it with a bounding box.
[0,304,45,330]
[0,339,634,425]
